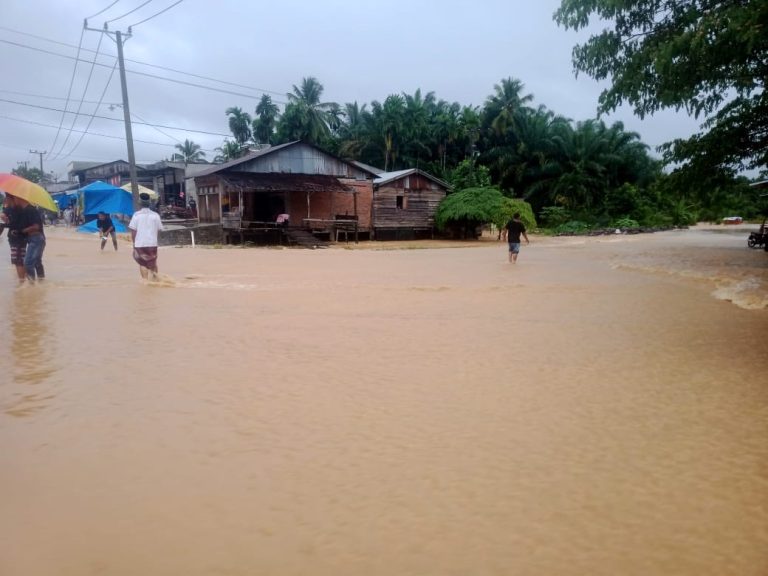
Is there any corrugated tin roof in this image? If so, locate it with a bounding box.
[222,174,353,194]
[195,141,300,177]
[374,168,450,189]
[351,161,384,175]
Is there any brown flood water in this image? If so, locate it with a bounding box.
[1,226,767,576]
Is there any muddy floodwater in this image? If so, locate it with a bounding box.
[1,226,766,576]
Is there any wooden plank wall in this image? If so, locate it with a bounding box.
[373,174,446,229]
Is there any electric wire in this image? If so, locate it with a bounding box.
[0,26,286,98]
[0,88,121,108]
[86,0,122,20]
[0,38,288,103]
[0,114,184,148]
[0,97,232,137]
[106,0,154,23]
[58,58,119,160]
[131,110,184,144]
[129,0,184,28]
[0,86,210,152]
[49,32,106,161]
[46,27,85,159]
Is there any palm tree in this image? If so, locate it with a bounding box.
[253,95,279,145]
[225,107,252,145]
[400,89,433,168]
[370,95,406,171]
[484,77,534,137]
[172,139,206,165]
[213,140,242,163]
[337,101,369,158]
[281,76,337,144]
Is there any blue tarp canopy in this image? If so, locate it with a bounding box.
[77,219,129,234]
[81,181,134,216]
[53,192,78,210]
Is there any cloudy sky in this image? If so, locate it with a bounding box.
[1,0,702,180]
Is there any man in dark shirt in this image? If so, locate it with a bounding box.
[96,212,118,251]
[19,199,46,282]
[504,212,530,264]
[1,195,28,283]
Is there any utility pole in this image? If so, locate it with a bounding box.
[29,149,46,181]
[84,20,140,209]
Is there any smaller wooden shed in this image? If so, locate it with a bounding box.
[372,168,450,240]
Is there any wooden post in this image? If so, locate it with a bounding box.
[353,191,359,243]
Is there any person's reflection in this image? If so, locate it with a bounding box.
[6,289,56,416]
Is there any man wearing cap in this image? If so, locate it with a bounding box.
[128,192,164,279]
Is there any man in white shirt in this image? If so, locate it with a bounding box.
[128,192,164,279]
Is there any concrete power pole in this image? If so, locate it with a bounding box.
[85,21,139,209]
[115,29,140,209]
[29,149,46,181]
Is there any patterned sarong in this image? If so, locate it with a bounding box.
[132,246,158,271]
[9,242,27,266]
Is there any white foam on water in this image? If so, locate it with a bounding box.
[712,277,768,310]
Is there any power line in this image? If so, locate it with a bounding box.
[0,114,182,148]
[0,97,232,137]
[0,86,209,151]
[58,59,119,160]
[0,88,121,108]
[0,87,189,148]
[86,0,122,20]
[0,26,287,98]
[46,27,85,159]
[49,32,107,161]
[106,0,154,23]
[0,37,288,104]
[130,0,184,28]
[131,110,184,144]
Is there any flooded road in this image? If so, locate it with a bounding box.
[1,227,766,575]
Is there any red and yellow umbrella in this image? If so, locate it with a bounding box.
[0,173,59,212]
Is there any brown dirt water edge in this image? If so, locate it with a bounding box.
[0,226,766,576]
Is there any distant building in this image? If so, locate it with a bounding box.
[67,159,214,206]
[372,168,450,240]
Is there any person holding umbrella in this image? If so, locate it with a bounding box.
[0,173,57,284]
[1,194,29,284]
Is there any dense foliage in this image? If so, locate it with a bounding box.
[554,0,768,177]
[217,69,763,227]
[11,165,44,183]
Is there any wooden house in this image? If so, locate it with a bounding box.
[372,169,450,240]
[193,141,377,244]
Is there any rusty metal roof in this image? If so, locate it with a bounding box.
[221,173,354,194]
[374,168,450,189]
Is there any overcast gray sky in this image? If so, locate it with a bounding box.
[1,0,702,180]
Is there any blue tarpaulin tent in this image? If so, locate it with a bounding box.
[77,218,129,234]
[81,181,134,216]
[53,192,78,210]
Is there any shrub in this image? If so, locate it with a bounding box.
[554,220,590,234]
[539,206,570,227]
[613,217,640,229]
[494,197,537,231]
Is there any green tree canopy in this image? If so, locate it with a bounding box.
[276,77,337,145]
[554,0,768,173]
[11,165,43,183]
[213,140,242,163]
[172,139,206,165]
[253,95,279,145]
[435,187,505,230]
[225,107,252,145]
